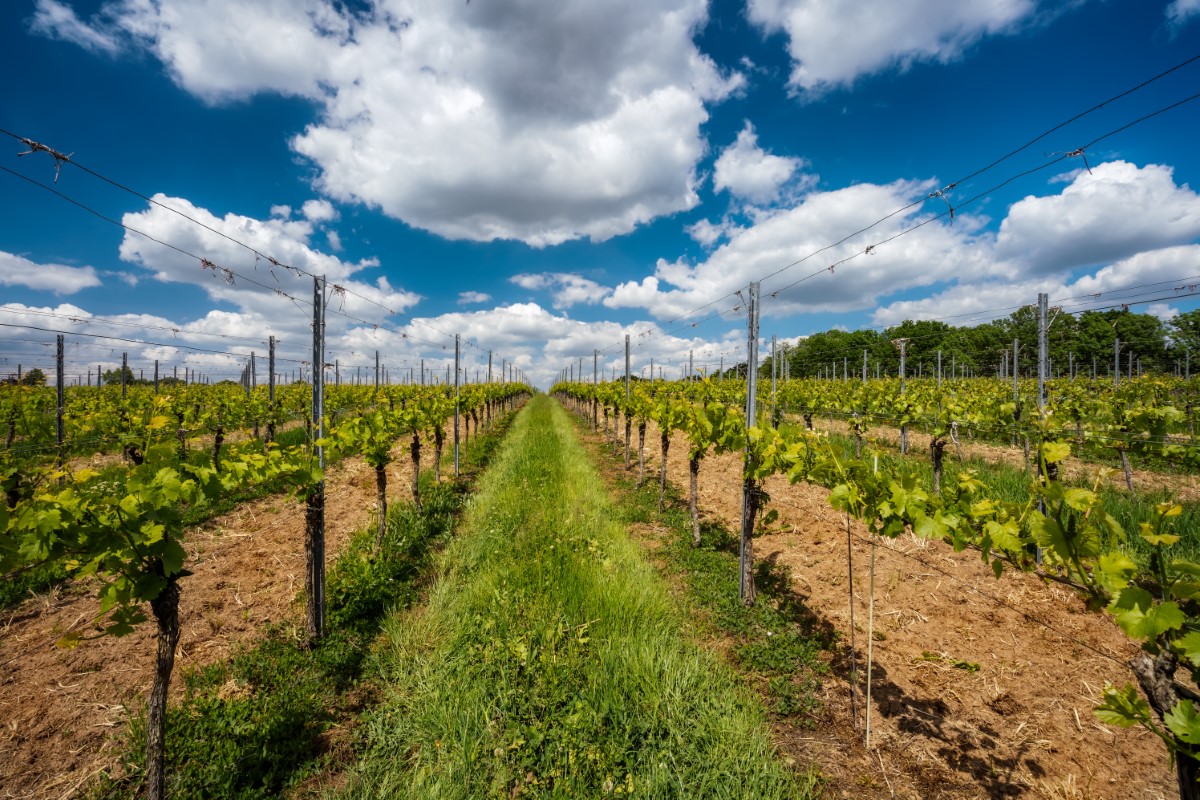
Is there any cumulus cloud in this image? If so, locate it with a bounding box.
[302,199,338,223]
[686,217,736,247]
[995,161,1200,274]
[871,244,1200,327]
[458,291,491,305]
[713,122,810,204]
[603,158,1200,330]
[605,178,994,319]
[28,0,120,55]
[510,272,610,309]
[391,302,742,386]
[43,0,743,247]
[117,194,420,333]
[0,251,102,294]
[746,0,1042,94]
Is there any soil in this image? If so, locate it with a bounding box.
[0,422,465,800]
[610,414,1177,800]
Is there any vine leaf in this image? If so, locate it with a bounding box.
[1096,683,1151,728]
[1095,551,1137,593]
[1165,700,1200,745]
[1109,587,1185,641]
[1173,631,1200,669]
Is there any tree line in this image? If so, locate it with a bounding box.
[764,307,1200,379]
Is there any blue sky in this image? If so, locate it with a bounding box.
[3,0,1200,387]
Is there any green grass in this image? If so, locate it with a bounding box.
[339,395,814,799]
[88,410,519,800]
[575,417,834,733]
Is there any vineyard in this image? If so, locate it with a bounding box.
[0,375,529,798]
[554,368,1200,797]
[4,360,1200,798]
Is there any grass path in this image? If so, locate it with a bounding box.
[338,395,813,799]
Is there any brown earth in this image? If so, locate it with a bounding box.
[602,412,1177,800]
[0,421,473,800]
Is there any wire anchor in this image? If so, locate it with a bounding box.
[17,138,72,182]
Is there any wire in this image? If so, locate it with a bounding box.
[0,165,316,310]
[612,57,1200,349]
[1,126,400,317]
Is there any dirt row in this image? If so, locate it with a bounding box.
[0,421,474,800]
[604,416,1177,799]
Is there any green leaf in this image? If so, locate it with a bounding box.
[984,519,1022,554]
[1095,683,1150,728]
[1041,440,1071,464]
[160,538,187,577]
[1108,588,1185,642]
[1173,631,1200,669]
[1095,552,1137,593]
[1165,700,1200,745]
[1061,487,1095,513]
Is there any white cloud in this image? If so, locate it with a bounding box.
[746,0,1041,94]
[117,194,421,330]
[871,244,1200,326]
[0,251,102,294]
[302,199,338,223]
[605,178,994,319]
[995,161,1200,274]
[457,291,491,305]
[686,217,736,247]
[269,204,292,218]
[393,302,742,387]
[28,0,120,55]
[326,230,343,252]
[510,272,610,309]
[48,0,743,247]
[713,122,809,204]
[1167,0,1200,29]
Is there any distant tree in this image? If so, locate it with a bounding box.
[20,368,46,386]
[1169,309,1200,358]
[1111,310,1169,373]
[103,365,137,386]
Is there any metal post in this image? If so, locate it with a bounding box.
[154,359,159,393]
[268,337,276,405]
[309,276,327,642]
[1114,338,1121,388]
[1037,293,1048,412]
[1013,339,1019,398]
[121,352,128,399]
[862,349,867,384]
[894,338,909,454]
[375,350,380,395]
[625,335,631,399]
[740,282,760,605]
[454,334,460,477]
[771,335,778,427]
[937,350,942,388]
[56,335,64,467]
